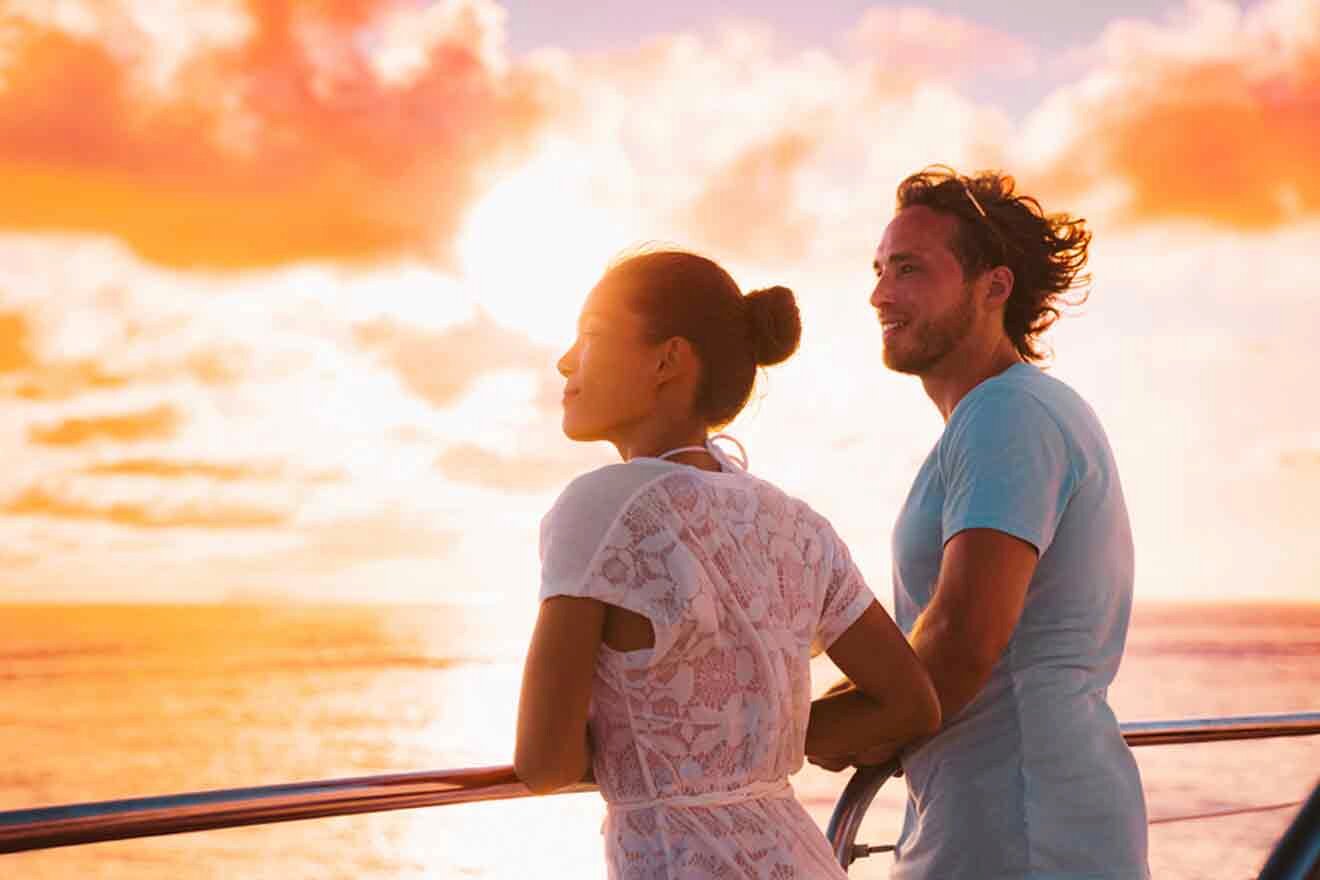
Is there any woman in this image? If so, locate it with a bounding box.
[514,249,940,878]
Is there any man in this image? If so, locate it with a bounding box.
[813,167,1149,879]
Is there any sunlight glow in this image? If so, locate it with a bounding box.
[456,137,623,347]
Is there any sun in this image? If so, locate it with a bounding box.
[455,137,624,348]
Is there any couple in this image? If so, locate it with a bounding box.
[513,167,1150,879]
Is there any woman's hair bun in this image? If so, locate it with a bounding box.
[745,286,801,367]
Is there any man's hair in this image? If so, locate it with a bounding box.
[895,166,1091,363]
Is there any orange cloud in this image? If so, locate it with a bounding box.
[356,310,553,407]
[682,132,820,263]
[29,405,180,445]
[1282,449,1320,470]
[436,442,599,492]
[81,458,334,482]
[9,361,131,400]
[0,312,33,372]
[3,486,288,529]
[0,1,548,269]
[0,299,248,400]
[1035,0,1320,228]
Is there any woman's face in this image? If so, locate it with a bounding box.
[557,288,666,443]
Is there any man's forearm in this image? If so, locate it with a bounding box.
[908,611,997,723]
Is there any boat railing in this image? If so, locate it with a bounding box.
[825,712,1320,872]
[2,711,1318,875]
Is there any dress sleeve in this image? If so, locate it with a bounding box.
[811,519,878,655]
[538,463,666,605]
[940,387,1077,554]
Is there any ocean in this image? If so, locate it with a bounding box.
[2,602,1317,879]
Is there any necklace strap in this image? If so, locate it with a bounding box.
[653,435,749,471]
[708,433,749,470]
[655,445,708,462]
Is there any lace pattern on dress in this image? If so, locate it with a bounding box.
[539,463,873,879]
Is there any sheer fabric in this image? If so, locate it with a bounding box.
[539,456,875,879]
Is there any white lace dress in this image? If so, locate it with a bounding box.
[538,454,876,879]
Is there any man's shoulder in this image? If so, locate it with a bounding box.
[953,364,1096,435]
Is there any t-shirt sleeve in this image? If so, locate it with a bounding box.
[538,464,664,606]
[940,387,1077,554]
[812,520,879,655]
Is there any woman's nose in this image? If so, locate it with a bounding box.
[556,344,576,378]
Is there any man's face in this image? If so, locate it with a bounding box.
[870,206,977,376]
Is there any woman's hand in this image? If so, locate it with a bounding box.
[806,751,855,773]
[821,677,856,699]
[804,601,941,765]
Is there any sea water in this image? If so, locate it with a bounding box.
[2,602,1317,879]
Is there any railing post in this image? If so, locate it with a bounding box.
[824,760,900,869]
[1257,780,1320,880]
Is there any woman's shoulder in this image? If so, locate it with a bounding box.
[741,473,838,536]
[545,460,681,527]
[558,459,679,498]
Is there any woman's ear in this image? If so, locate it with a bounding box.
[656,336,697,386]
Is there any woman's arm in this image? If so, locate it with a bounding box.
[806,600,941,767]
[514,595,606,794]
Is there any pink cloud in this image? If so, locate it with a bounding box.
[847,6,1038,82]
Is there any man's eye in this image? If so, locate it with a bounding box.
[899,264,916,275]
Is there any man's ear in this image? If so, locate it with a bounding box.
[985,265,1015,307]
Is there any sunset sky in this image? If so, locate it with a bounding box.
[2,0,1317,605]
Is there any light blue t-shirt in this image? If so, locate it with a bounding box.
[891,363,1149,880]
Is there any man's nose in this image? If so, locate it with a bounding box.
[870,277,892,310]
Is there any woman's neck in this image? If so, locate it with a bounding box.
[612,422,719,471]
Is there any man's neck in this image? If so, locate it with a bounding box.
[920,340,1023,422]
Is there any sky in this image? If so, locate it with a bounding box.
[1,0,1317,605]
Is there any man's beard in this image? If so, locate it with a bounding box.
[882,284,976,376]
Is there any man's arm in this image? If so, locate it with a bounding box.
[908,527,1038,722]
[810,528,1036,770]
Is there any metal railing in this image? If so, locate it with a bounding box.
[825,711,1320,870]
[0,766,591,854]
[2,711,1318,874]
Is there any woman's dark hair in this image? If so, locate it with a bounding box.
[896,165,1092,363]
[594,249,801,427]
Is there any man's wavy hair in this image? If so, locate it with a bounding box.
[895,166,1092,363]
